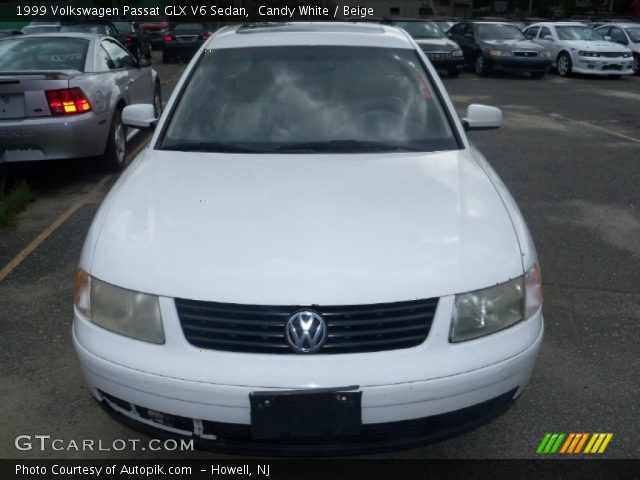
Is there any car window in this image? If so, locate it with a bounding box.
[0,37,88,71]
[524,26,539,39]
[102,40,136,69]
[160,46,459,153]
[98,45,116,70]
[626,27,640,42]
[610,28,627,43]
[391,21,444,39]
[539,27,552,38]
[476,24,525,41]
[556,26,603,41]
[464,23,474,35]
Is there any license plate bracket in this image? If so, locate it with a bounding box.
[250,386,362,440]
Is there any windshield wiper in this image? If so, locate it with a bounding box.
[272,140,421,153]
[160,142,264,153]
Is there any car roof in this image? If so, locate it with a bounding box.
[600,22,640,28]
[207,22,414,50]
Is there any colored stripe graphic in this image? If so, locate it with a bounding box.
[538,433,613,454]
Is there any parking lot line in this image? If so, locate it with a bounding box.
[577,120,640,145]
[0,140,149,283]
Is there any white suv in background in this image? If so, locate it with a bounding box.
[73,22,543,455]
[524,22,634,77]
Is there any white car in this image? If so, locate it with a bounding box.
[73,22,543,454]
[594,23,640,75]
[523,22,634,77]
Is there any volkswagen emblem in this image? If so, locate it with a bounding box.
[285,310,327,353]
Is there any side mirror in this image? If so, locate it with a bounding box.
[462,104,503,131]
[464,32,474,40]
[138,56,151,68]
[604,35,611,41]
[542,35,554,41]
[122,104,157,129]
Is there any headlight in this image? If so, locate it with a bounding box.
[578,50,599,57]
[73,269,165,344]
[450,264,542,343]
[622,52,632,58]
[452,49,464,57]
[540,51,551,58]
[488,49,511,57]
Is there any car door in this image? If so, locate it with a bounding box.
[537,26,559,58]
[452,23,476,63]
[102,39,151,104]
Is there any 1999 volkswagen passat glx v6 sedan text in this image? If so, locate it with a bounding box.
[73,22,543,454]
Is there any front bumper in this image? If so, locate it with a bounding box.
[73,295,543,454]
[486,57,551,73]
[0,111,110,163]
[572,56,634,75]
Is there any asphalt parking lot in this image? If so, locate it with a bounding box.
[1,54,638,459]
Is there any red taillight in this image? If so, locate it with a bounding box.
[125,34,134,44]
[45,88,91,115]
[200,32,211,40]
[163,34,174,42]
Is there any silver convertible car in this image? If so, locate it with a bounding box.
[0,33,161,172]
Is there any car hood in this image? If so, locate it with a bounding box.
[562,40,629,51]
[90,150,524,305]
[415,38,459,51]
[482,39,545,50]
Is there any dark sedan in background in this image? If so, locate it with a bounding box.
[384,19,464,77]
[139,17,170,48]
[0,29,22,39]
[162,22,212,63]
[110,21,152,61]
[448,21,552,78]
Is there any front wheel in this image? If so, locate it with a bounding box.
[448,67,460,78]
[633,56,639,75]
[99,109,126,173]
[557,53,572,77]
[530,71,545,79]
[162,51,173,64]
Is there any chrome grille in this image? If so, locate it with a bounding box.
[176,298,438,354]
[600,52,624,58]
[513,51,539,57]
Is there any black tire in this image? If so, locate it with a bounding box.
[531,71,545,79]
[448,68,460,78]
[162,51,172,64]
[475,53,489,76]
[99,109,126,173]
[634,56,639,75]
[608,75,621,79]
[0,163,7,198]
[557,52,572,77]
[153,83,162,118]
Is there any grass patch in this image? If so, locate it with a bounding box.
[0,181,35,227]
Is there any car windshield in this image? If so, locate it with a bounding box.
[111,22,133,33]
[434,21,456,32]
[60,25,104,34]
[0,37,88,71]
[556,26,603,41]
[477,24,525,40]
[160,46,458,153]
[174,23,206,32]
[21,26,60,34]
[392,21,444,39]
[626,27,640,42]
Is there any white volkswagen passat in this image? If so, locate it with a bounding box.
[73,22,543,454]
